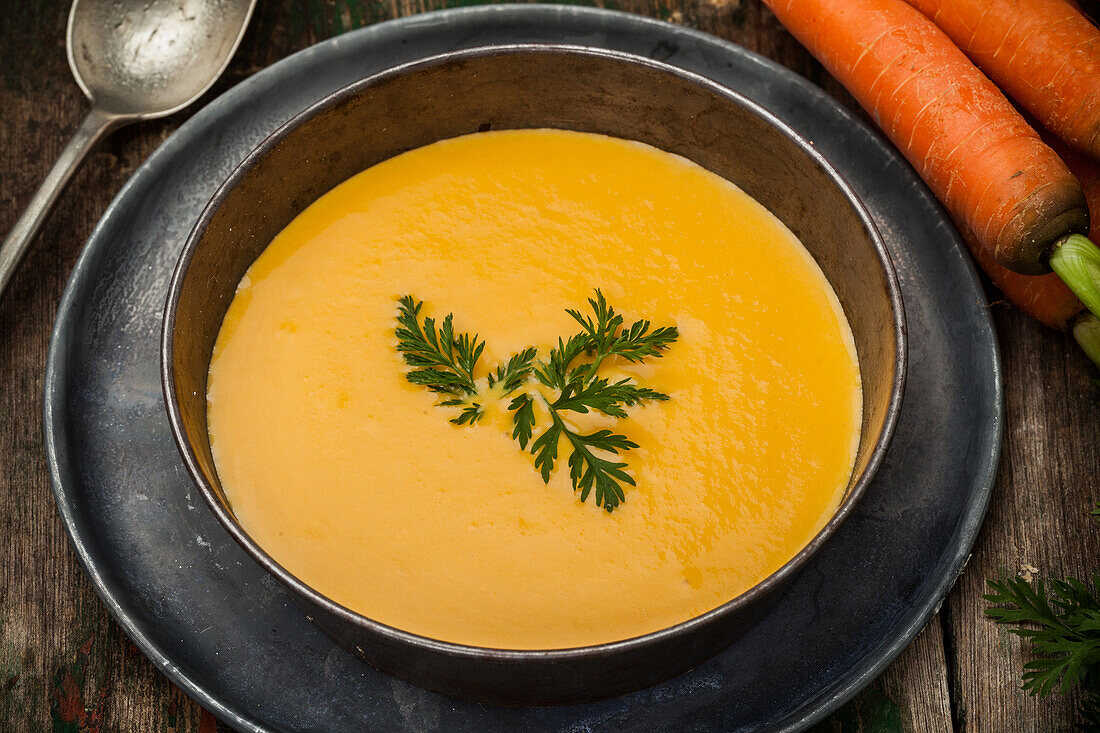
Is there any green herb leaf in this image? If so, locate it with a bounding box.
[488,347,537,395]
[564,430,635,511]
[395,296,484,396]
[509,393,536,449]
[985,505,1100,728]
[536,412,638,512]
[565,289,624,344]
[985,539,1100,724]
[565,289,679,379]
[553,376,669,418]
[534,334,591,390]
[531,419,562,484]
[607,319,680,364]
[395,290,678,513]
[443,400,483,426]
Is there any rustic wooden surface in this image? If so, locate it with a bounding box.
[1,1,1098,731]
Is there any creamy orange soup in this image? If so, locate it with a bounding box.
[207,129,862,649]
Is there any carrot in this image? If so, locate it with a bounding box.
[959,141,1100,362]
[966,235,1083,330]
[962,143,1100,329]
[971,223,1100,367]
[968,228,1100,364]
[762,0,1089,276]
[905,0,1100,161]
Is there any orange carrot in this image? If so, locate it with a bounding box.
[959,140,1100,363]
[905,0,1100,161]
[961,142,1100,330]
[762,0,1090,275]
[966,234,1084,330]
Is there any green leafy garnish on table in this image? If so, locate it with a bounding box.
[394,290,678,512]
[984,504,1100,729]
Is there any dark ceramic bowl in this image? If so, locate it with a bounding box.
[162,45,906,706]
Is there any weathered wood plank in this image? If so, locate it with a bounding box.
[942,302,1100,732]
[880,619,954,733]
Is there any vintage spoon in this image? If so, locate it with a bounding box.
[0,0,257,297]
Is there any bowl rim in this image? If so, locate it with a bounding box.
[161,42,908,660]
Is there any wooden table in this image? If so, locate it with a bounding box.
[2,2,1097,730]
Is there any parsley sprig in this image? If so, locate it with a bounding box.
[488,347,538,395]
[984,504,1100,729]
[395,295,488,425]
[564,290,679,383]
[510,291,677,510]
[395,295,484,397]
[394,290,678,512]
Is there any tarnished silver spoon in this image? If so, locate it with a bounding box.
[0,0,256,297]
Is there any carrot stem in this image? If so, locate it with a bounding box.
[1072,315,1100,367]
[1049,235,1100,320]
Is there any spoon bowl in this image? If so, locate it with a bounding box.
[68,0,256,118]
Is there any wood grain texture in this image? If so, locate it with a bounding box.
[943,302,1100,732]
[0,1,1095,731]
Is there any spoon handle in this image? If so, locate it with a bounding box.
[0,108,123,298]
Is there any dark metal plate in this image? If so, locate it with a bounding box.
[44,6,1001,731]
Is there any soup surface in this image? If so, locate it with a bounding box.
[207,129,862,649]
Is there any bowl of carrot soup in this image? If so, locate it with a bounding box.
[162,45,906,704]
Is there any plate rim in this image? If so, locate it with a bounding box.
[42,5,1003,732]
